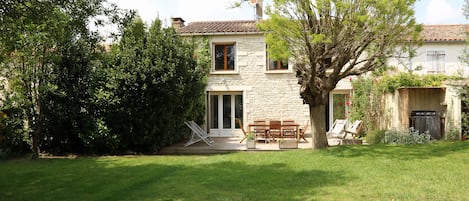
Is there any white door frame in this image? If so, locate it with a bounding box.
[328,90,352,127]
[208,92,243,137]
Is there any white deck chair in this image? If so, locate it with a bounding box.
[343,120,363,139]
[184,121,214,147]
[326,119,348,145]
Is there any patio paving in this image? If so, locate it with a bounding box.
[159,136,343,154]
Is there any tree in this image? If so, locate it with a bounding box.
[95,18,209,153]
[459,0,469,139]
[258,0,421,149]
[0,0,120,156]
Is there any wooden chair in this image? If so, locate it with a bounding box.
[269,120,282,141]
[282,119,297,139]
[236,118,249,143]
[298,120,309,143]
[253,119,268,141]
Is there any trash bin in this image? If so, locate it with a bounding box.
[409,111,441,140]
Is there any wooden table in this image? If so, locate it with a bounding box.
[247,123,300,142]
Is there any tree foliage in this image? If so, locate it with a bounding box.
[89,18,209,153]
[0,0,113,155]
[1,0,207,155]
[258,0,421,149]
[350,76,384,133]
[461,0,469,138]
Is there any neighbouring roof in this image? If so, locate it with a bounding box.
[421,24,468,42]
[177,20,260,35]
[178,20,468,42]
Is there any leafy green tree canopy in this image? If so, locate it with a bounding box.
[0,0,125,155]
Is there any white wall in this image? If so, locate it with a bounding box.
[388,42,468,76]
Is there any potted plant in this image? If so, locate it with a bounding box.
[246,132,256,149]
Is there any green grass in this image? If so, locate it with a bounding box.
[1,142,468,201]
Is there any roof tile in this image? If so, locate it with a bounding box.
[178,20,468,42]
[178,20,259,34]
[421,24,468,42]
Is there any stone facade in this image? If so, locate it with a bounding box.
[205,34,311,137]
[177,18,468,139]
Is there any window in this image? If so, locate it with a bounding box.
[426,50,445,73]
[214,44,235,71]
[268,59,289,70]
[266,50,289,71]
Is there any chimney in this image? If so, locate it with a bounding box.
[255,0,263,20]
[171,17,185,30]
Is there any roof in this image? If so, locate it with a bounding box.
[177,20,260,35]
[178,20,468,42]
[421,24,468,42]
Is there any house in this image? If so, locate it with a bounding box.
[174,17,469,139]
[174,17,353,137]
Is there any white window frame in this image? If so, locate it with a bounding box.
[328,91,352,127]
[208,92,244,137]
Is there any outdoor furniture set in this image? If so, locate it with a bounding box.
[237,119,309,144]
[183,118,362,147]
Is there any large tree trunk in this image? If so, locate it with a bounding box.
[310,104,329,149]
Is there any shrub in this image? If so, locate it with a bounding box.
[366,130,386,144]
[382,128,432,145]
[0,107,30,154]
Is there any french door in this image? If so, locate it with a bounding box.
[209,92,243,137]
[329,91,351,127]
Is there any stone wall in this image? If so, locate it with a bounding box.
[206,34,310,136]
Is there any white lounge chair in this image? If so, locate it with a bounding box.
[326,119,348,145]
[343,120,363,139]
[184,121,214,147]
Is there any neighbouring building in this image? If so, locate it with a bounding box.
[386,24,469,139]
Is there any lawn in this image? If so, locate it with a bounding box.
[1,141,468,201]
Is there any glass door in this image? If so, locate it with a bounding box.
[209,92,243,137]
[329,91,351,127]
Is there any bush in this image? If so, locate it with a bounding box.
[383,128,432,145]
[0,108,30,154]
[82,118,120,154]
[366,130,386,144]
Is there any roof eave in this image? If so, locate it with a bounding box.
[423,39,466,43]
[179,31,264,36]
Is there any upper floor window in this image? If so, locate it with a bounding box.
[268,59,289,70]
[214,43,235,71]
[426,50,445,73]
[266,50,290,72]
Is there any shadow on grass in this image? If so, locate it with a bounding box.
[1,156,353,201]
[327,141,469,160]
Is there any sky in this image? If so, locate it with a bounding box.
[108,0,468,26]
